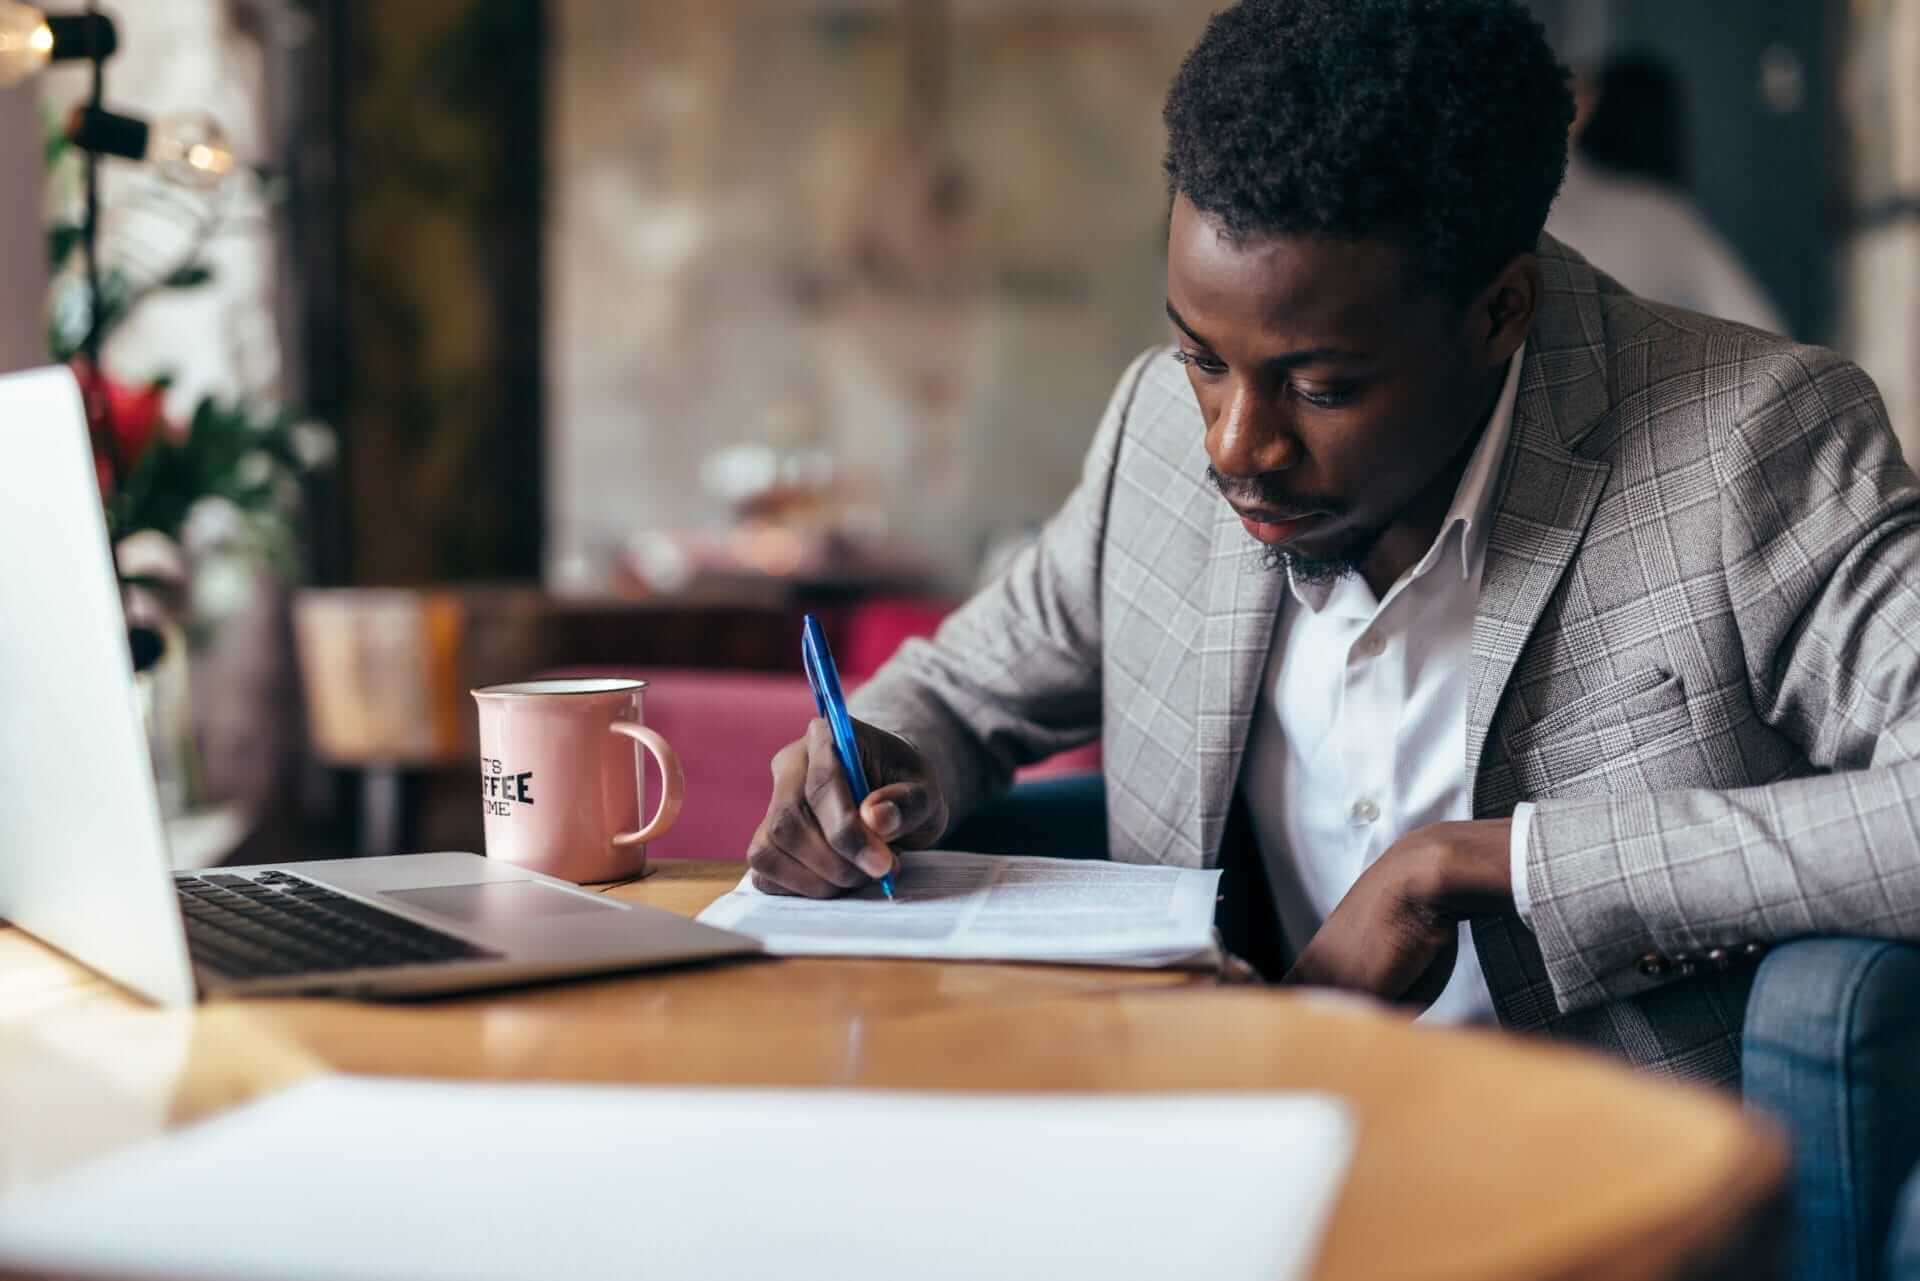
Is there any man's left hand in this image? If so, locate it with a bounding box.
[1282,819,1515,1012]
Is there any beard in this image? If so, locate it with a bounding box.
[1254,525,1391,583]
[1206,465,1379,583]
[1257,542,1365,583]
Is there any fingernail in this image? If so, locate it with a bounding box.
[859,848,893,878]
[868,800,901,839]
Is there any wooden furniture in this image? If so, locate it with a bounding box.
[0,861,1789,1281]
[290,588,858,854]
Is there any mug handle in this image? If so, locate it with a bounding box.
[608,722,685,847]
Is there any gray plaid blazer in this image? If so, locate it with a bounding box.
[850,235,1920,1084]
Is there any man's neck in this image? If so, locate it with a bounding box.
[1357,365,1509,598]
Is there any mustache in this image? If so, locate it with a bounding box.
[1205,467,1340,519]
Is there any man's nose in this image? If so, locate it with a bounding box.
[1206,381,1301,478]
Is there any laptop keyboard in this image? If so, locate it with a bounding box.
[174,871,497,981]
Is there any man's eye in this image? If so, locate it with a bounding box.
[1293,384,1357,409]
[1172,350,1227,376]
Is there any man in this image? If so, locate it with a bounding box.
[748,0,1920,1084]
[1547,51,1786,334]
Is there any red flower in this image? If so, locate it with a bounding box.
[70,359,170,485]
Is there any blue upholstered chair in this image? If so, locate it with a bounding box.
[949,776,1920,1281]
[1893,1168,1920,1281]
[943,774,1111,863]
[1744,939,1920,1281]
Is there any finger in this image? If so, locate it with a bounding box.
[860,781,942,850]
[752,737,867,887]
[802,719,894,879]
[762,798,867,891]
[1218,952,1264,985]
[746,835,846,899]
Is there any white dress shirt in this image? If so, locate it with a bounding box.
[1242,346,1533,1024]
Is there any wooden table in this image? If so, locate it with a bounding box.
[0,861,1788,1280]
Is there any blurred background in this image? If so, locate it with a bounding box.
[1,0,1916,864]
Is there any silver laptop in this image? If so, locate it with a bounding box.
[0,366,760,1005]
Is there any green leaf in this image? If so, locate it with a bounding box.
[162,264,214,290]
[42,123,70,174]
[49,268,136,359]
[47,223,83,271]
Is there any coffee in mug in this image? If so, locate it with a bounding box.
[470,678,684,883]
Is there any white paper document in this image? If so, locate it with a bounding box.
[0,1076,1356,1281]
[698,849,1223,968]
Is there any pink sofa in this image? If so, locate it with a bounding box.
[565,667,1098,860]
[560,598,1097,859]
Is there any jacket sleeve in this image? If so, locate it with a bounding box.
[1525,347,1920,1014]
[846,349,1153,831]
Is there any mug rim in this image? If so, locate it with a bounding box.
[471,677,649,698]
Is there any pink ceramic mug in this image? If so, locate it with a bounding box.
[470,678,685,884]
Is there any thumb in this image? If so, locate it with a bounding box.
[861,780,945,850]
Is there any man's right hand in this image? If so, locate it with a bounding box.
[746,718,948,897]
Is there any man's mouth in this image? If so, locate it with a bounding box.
[1232,505,1328,546]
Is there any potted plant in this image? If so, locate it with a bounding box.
[45,113,334,825]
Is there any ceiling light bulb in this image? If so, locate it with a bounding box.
[0,4,112,85]
[67,107,240,189]
[149,115,237,188]
[0,2,53,88]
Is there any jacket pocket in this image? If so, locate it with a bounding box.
[1504,668,1694,798]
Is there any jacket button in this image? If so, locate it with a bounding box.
[1742,942,1768,959]
[1707,947,1731,970]
[1637,953,1669,977]
[1677,959,1700,977]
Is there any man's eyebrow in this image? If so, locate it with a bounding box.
[1165,301,1213,348]
[1164,300,1366,368]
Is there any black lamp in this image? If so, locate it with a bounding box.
[0,3,114,85]
[66,106,237,189]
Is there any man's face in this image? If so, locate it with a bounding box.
[1165,195,1502,580]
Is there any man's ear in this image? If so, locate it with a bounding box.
[1474,254,1539,366]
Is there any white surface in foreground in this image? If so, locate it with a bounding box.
[699,849,1222,968]
[0,1076,1355,1281]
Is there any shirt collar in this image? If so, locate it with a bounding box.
[1444,337,1526,580]
[1284,340,1525,611]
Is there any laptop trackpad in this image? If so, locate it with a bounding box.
[382,881,621,925]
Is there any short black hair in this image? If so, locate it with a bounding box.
[1163,0,1574,303]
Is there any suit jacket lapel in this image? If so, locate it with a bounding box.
[1465,237,1617,802]
[1189,237,1617,858]
[1194,503,1286,868]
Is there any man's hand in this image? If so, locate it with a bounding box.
[745,718,948,898]
[1282,819,1514,1011]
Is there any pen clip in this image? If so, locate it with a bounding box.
[801,626,831,719]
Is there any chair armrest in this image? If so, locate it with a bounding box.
[1743,938,1920,1281]
[1893,1166,1920,1281]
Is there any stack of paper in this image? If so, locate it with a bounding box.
[698,849,1223,968]
[0,1077,1356,1281]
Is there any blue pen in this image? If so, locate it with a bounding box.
[801,614,896,900]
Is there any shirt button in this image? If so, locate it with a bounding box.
[1637,953,1670,977]
[1355,633,1385,659]
[1349,798,1380,825]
